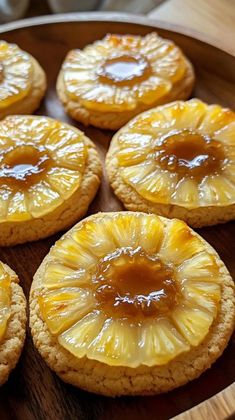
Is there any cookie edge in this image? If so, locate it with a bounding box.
[29,212,235,396]
[0,57,47,120]
[105,107,235,228]
[56,56,195,130]
[0,264,26,386]
[0,124,102,246]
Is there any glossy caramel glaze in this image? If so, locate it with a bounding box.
[97,54,151,87]
[0,145,51,188]
[156,130,225,178]
[95,247,177,319]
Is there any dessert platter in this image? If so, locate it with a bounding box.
[0,12,234,420]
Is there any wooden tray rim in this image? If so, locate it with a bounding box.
[0,11,234,58]
[0,11,234,420]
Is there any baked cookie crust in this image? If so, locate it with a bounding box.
[106,99,235,228]
[0,135,102,246]
[106,146,235,228]
[29,212,235,396]
[56,58,194,130]
[0,264,26,386]
[0,57,46,120]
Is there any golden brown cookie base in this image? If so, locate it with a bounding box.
[0,264,26,386]
[56,59,194,130]
[29,213,235,396]
[0,136,102,246]
[0,58,46,119]
[106,127,235,228]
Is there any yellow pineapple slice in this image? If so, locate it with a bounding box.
[86,318,138,367]
[45,126,86,170]
[127,98,206,135]
[109,99,235,213]
[117,146,150,167]
[26,181,62,218]
[182,281,220,315]
[37,213,225,368]
[0,185,12,219]
[0,41,33,109]
[176,251,219,282]
[138,214,164,253]
[0,263,11,342]
[139,319,189,366]
[121,162,155,185]
[59,311,106,359]
[214,121,235,146]
[71,219,116,258]
[172,177,199,207]
[59,33,192,115]
[0,115,86,222]
[51,237,98,270]
[199,105,235,136]
[8,191,29,221]
[38,287,94,334]
[172,306,214,346]
[134,169,177,203]
[43,264,90,290]
[199,175,235,206]
[159,219,204,265]
[46,167,82,198]
[105,212,142,248]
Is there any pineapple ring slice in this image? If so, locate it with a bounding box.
[0,115,102,246]
[31,212,234,372]
[0,41,46,119]
[57,33,194,129]
[0,261,26,386]
[106,99,235,227]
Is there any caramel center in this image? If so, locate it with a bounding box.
[97,54,151,86]
[0,145,51,188]
[156,130,225,177]
[94,248,178,319]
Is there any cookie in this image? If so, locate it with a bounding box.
[0,115,102,246]
[56,33,194,130]
[106,99,235,227]
[0,262,26,386]
[30,212,235,396]
[0,41,46,119]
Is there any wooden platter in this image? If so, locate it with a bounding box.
[0,13,234,420]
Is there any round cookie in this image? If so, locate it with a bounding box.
[57,33,194,130]
[0,115,102,246]
[0,41,46,119]
[30,212,235,396]
[106,99,235,227]
[0,262,26,386]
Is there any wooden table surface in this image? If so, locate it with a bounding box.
[148,0,235,56]
[24,0,235,57]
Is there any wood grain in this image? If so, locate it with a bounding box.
[173,383,235,420]
[101,0,165,14]
[0,14,234,420]
[149,0,235,56]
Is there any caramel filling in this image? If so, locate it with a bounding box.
[0,145,51,188]
[95,247,178,319]
[156,130,225,178]
[97,54,151,86]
